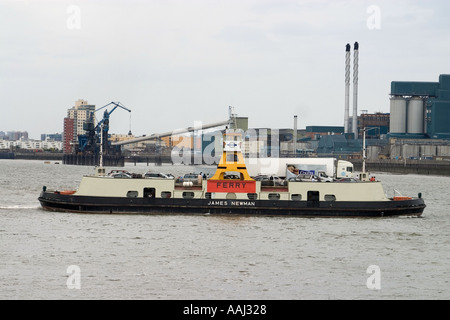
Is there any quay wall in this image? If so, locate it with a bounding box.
[14,152,63,161]
[353,159,450,176]
[0,152,14,159]
[63,154,124,167]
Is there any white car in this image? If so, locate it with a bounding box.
[108,169,131,177]
[288,174,320,182]
[253,175,286,186]
[144,172,173,179]
[111,172,132,179]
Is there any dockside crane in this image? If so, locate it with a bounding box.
[77,101,131,156]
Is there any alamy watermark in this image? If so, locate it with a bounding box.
[66,265,81,289]
[367,5,381,30]
[169,124,281,168]
[67,5,81,30]
[366,265,381,290]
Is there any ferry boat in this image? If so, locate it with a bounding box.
[38,133,426,218]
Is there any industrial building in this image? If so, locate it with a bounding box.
[389,74,450,139]
[267,74,450,160]
[358,113,389,139]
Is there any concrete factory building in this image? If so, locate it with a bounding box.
[389,74,450,140]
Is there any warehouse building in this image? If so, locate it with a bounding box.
[389,74,450,139]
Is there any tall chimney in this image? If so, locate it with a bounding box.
[352,42,359,138]
[293,115,297,156]
[344,44,351,133]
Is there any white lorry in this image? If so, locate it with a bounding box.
[246,157,354,181]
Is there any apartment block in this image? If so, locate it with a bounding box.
[63,99,96,154]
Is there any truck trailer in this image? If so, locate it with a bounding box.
[246,157,354,181]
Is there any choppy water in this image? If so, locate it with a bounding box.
[0,159,449,300]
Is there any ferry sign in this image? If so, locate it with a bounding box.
[207,180,256,193]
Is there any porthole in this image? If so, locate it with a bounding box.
[268,193,280,200]
[161,191,172,198]
[247,193,258,200]
[183,192,195,199]
[291,194,302,201]
[226,193,236,200]
[126,191,138,198]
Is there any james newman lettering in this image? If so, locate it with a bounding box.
[207,200,256,206]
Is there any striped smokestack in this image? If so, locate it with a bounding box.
[344,43,351,133]
[352,42,359,137]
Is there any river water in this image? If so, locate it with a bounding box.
[0,159,449,300]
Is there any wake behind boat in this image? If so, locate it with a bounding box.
[38,133,425,218]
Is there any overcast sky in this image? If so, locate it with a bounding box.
[1,0,449,139]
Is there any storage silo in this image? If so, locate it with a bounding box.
[407,97,424,134]
[389,96,407,133]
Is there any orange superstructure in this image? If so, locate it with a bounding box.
[207,133,256,193]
